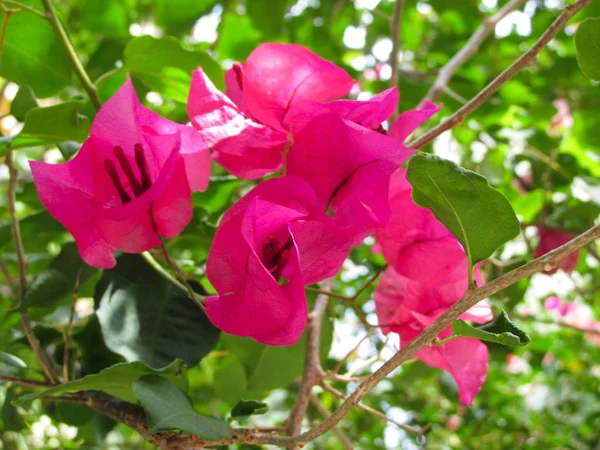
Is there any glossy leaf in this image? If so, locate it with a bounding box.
[575,18,600,82]
[95,254,220,369]
[230,400,268,421]
[0,3,71,97]
[133,375,230,439]
[407,153,520,279]
[123,36,224,102]
[18,359,188,404]
[10,86,38,122]
[1,102,90,154]
[452,310,531,347]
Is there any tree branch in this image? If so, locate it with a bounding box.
[423,0,526,103]
[0,375,54,389]
[6,153,59,385]
[389,0,405,91]
[40,0,101,111]
[286,279,333,440]
[309,393,353,450]
[408,0,593,149]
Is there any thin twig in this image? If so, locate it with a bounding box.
[141,251,205,312]
[408,0,593,149]
[389,0,405,91]
[513,314,600,337]
[40,0,101,110]
[350,265,387,303]
[63,270,81,382]
[0,375,54,389]
[423,0,525,103]
[6,153,59,385]
[159,243,206,312]
[331,329,376,375]
[309,393,353,450]
[0,258,15,290]
[319,382,427,436]
[305,286,351,301]
[2,0,47,19]
[286,279,333,441]
[0,3,14,63]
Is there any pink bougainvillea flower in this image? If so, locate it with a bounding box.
[375,267,492,405]
[287,100,439,243]
[205,177,353,346]
[31,78,210,269]
[375,169,468,285]
[187,43,354,179]
[535,227,579,274]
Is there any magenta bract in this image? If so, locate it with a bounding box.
[30,78,210,268]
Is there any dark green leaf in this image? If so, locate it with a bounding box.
[10,86,38,122]
[452,310,531,347]
[407,153,520,279]
[1,102,90,154]
[95,254,220,369]
[155,0,217,33]
[80,0,130,39]
[230,400,268,421]
[0,211,64,250]
[575,18,600,82]
[213,356,247,404]
[0,3,71,97]
[26,243,98,308]
[216,14,262,61]
[2,387,24,432]
[247,0,289,38]
[133,375,230,439]
[18,359,188,404]
[123,36,224,102]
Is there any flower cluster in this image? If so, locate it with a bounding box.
[374,170,493,405]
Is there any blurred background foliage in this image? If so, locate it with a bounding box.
[0,0,598,449]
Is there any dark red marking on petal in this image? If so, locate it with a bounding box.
[104,159,132,204]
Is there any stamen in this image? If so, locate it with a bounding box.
[113,146,144,197]
[134,144,152,191]
[104,160,132,204]
[233,62,244,89]
[261,236,294,281]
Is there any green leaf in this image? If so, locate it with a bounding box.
[0,1,71,97]
[246,0,289,38]
[95,254,220,369]
[512,189,544,224]
[18,359,188,404]
[0,352,27,371]
[26,243,98,308]
[155,0,217,34]
[2,387,25,432]
[123,36,224,102]
[407,153,520,282]
[216,14,262,61]
[132,375,230,439]
[0,211,64,250]
[452,310,531,347]
[575,18,600,82]
[80,0,130,39]
[10,86,38,122]
[213,356,247,404]
[230,400,268,421]
[222,309,333,392]
[1,102,90,154]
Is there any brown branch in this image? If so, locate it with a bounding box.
[408,0,593,149]
[309,393,353,450]
[423,0,526,103]
[6,153,59,385]
[331,328,376,375]
[305,286,351,301]
[0,375,54,389]
[319,382,428,436]
[63,271,81,382]
[389,0,405,90]
[286,279,333,441]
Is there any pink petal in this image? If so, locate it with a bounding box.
[288,111,414,232]
[389,101,440,144]
[460,301,494,324]
[243,43,354,131]
[30,149,116,269]
[417,338,489,405]
[224,63,250,115]
[288,220,353,285]
[188,68,287,179]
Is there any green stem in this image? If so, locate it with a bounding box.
[40,0,101,111]
[432,335,461,346]
[2,0,48,19]
[141,252,205,312]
